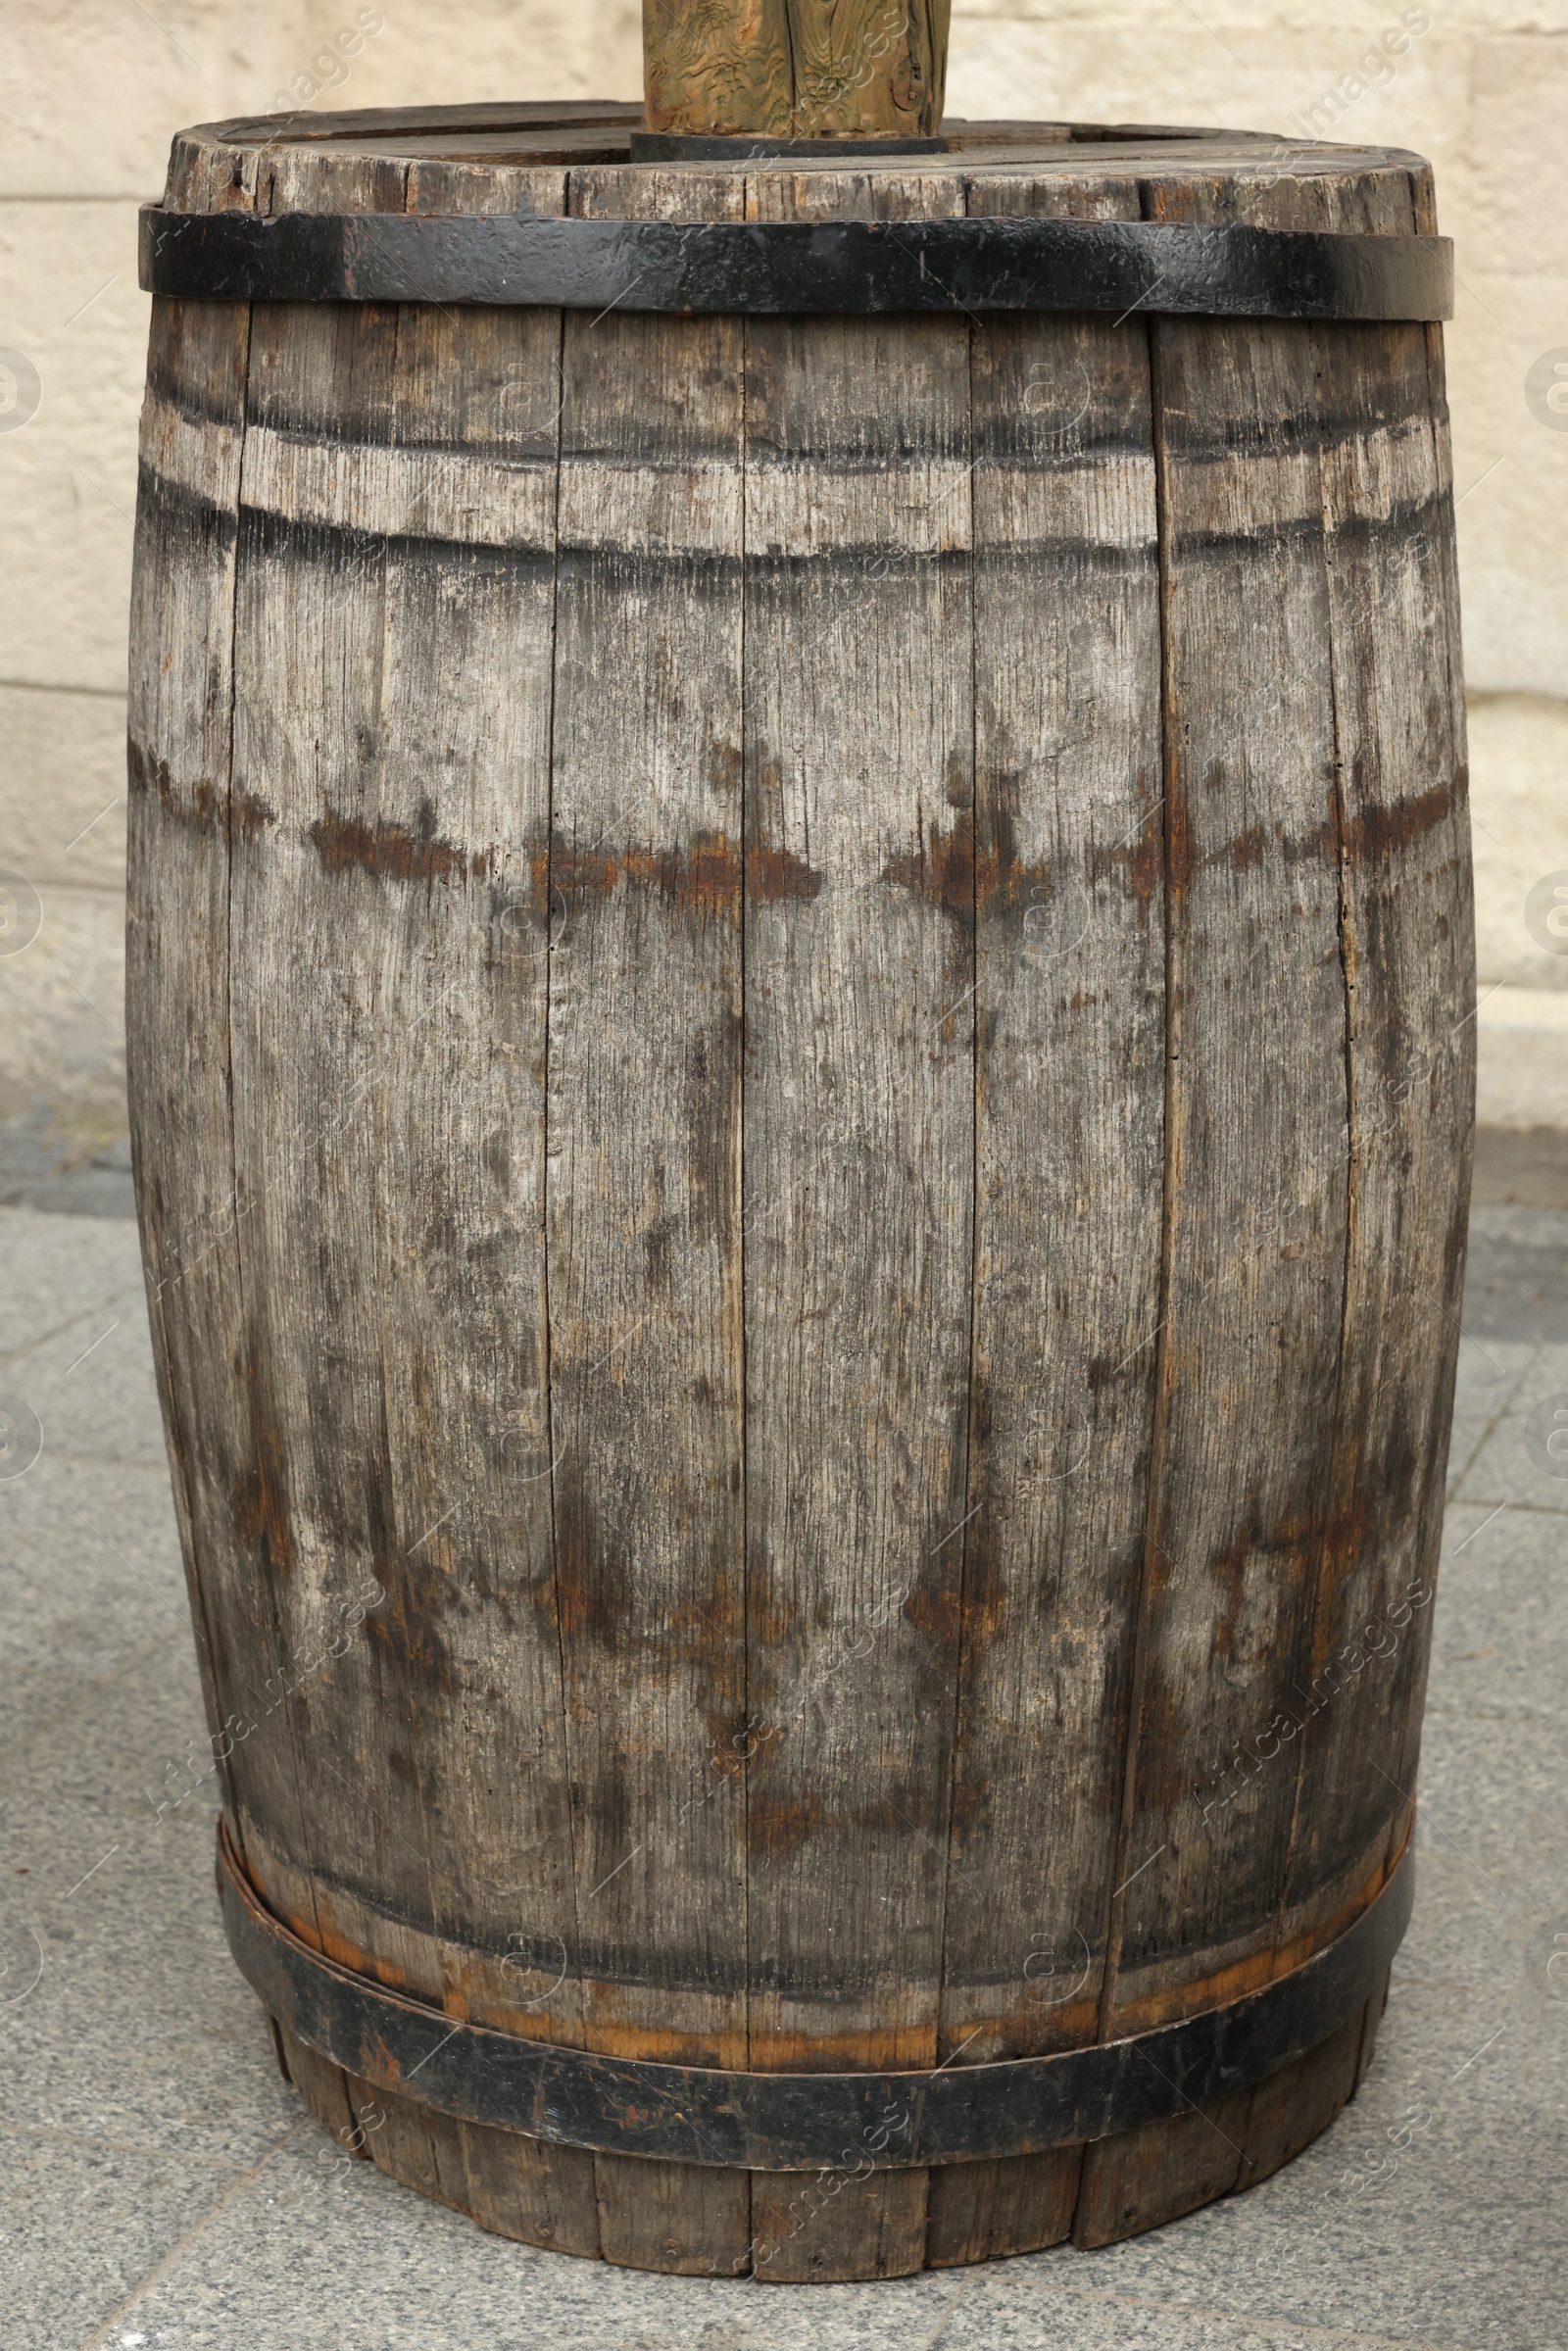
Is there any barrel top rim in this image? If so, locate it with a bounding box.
[166,103,1434,185]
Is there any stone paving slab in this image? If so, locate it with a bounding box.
[71,2129,968,2351]
[1450,1341,1568,1512]
[2,1200,1564,2351]
[1443,1339,1538,1503]
[2,1641,301,2175]
[1461,1204,1568,1344]
[1426,1497,1568,1729]
[0,1202,140,1358]
[6,1284,167,1476]
[4,2128,248,2351]
[0,1458,187,1743]
[0,1107,135,1221]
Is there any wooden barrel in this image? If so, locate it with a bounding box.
[127,102,1473,2280]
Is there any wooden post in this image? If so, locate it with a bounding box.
[642,0,952,141]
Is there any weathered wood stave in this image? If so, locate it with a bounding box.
[127,109,1472,2279]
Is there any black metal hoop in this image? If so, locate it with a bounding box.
[140,207,1453,321]
[219,1817,1411,2172]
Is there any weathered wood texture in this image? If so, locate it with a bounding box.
[739,158,973,2285]
[643,0,952,142]
[128,136,323,1952]
[550,156,752,2276]
[939,161,1168,2262]
[128,112,1472,2281]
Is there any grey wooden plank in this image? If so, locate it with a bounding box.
[740,162,974,2282]
[1238,2004,1364,2188]
[1095,162,1353,2048]
[349,160,589,2047]
[1392,159,1475,1828]
[595,2151,750,2275]
[945,171,1164,2046]
[546,158,751,2272]
[126,148,323,1941]
[276,2019,359,2147]
[932,160,1167,2267]
[1073,2082,1251,2247]
[1277,163,1473,1946]
[457,2119,601,2257]
[224,143,445,1992]
[925,2148,1078,2266]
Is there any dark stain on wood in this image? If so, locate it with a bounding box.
[882,812,975,921]
[229,1362,297,1583]
[642,1213,675,1296]
[1094,803,1165,908]
[1166,777,1197,896]
[903,1568,966,1652]
[1126,1667,1200,1815]
[128,736,274,841]
[1203,1512,1320,1661]
[381,1570,458,1687]
[981,785,1162,923]
[749,1791,827,1860]
[545,830,820,915]
[546,1467,604,1648]
[309,798,492,885]
[1342,780,1455,861]
[747,843,822,904]
[1169,794,1338,887]
[942,1503,1009,1662]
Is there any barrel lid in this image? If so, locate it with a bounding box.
[161,103,1436,207]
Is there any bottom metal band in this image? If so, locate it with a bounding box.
[218,1820,1410,2172]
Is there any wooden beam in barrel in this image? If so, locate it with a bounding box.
[642,0,952,141]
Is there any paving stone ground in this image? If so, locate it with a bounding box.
[2,1147,1564,2351]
